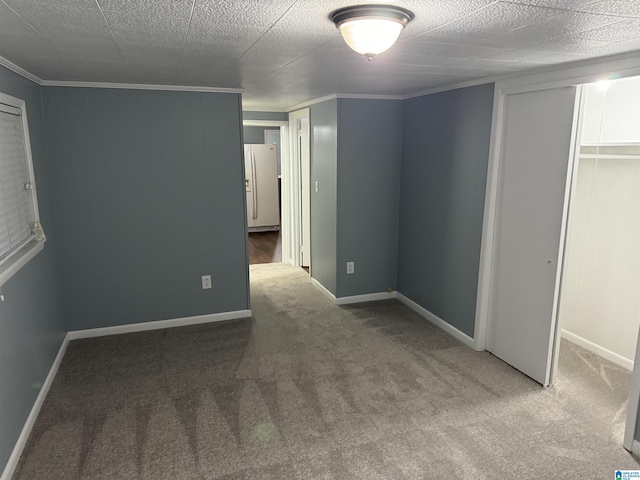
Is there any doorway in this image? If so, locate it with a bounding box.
[557,76,640,372]
[553,76,640,445]
[241,113,311,272]
[242,120,288,266]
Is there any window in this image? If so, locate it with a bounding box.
[0,92,45,287]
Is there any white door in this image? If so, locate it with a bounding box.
[487,86,578,386]
[299,117,311,267]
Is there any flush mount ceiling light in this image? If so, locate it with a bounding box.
[331,5,414,61]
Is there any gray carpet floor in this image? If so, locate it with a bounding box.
[14,263,640,479]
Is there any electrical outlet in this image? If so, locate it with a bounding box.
[346,261,354,274]
[315,181,319,193]
[201,275,212,289]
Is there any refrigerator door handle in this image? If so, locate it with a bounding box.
[252,152,258,220]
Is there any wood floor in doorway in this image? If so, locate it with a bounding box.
[248,230,281,264]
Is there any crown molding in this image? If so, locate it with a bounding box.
[286,92,403,112]
[404,50,640,100]
[0,56,43,85]
[286,94,338,112]
[402,77,499,100]
[0,55,244,93]
[337,93,404,101]
[40,80,243,94]
[3,50,640,108]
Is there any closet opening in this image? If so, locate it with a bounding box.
[555,75,640,446]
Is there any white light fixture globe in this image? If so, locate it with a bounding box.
[331,5,414,61]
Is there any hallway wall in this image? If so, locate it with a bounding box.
[397,84,494,338]
[43,87,249,330]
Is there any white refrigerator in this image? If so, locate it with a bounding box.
[244,144,280,231]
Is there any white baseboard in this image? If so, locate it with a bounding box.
[395,292,477,349]
[561,329,633,371]
[68,310,253,340]
[1,334,70,480]
[309,277,396,305]
[335,291,396,305]
[310,277,337,302]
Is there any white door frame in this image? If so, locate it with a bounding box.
[474,52,640,453]
[287,108,311,268]
[242,119,290,260]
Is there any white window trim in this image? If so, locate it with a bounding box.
[0,91,45,288]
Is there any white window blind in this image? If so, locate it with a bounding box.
[0,101,36,263]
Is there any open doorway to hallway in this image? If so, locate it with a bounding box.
[242,110,310,274]
[243,120,285,267]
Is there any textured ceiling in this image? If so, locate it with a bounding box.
[1,0,639,110]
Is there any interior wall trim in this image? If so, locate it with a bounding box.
[41,81,243,94]
[67,310,252,340]
[0,55,245,94]
[310,276,338,302]
[287,94,340,112]
[395,292,478,350]
[3,50,640,111]
[561,329,633,371]
[0,334,70,480]
[286,93,404,112]
[0,55,42,85]
[309,277,396,305]
[335,291,396,305]
[403,51,640,100]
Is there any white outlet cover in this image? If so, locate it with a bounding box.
[201,275,212,289]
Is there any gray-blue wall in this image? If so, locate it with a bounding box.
[309,100,338,295]
[43,87,249,331]
[336,99,403,297]
[0,66,66,473]
[243,126,270,144]
[242,111,288,121]
[397,84,494,337]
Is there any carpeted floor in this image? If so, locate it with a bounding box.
[14,263,640,479]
